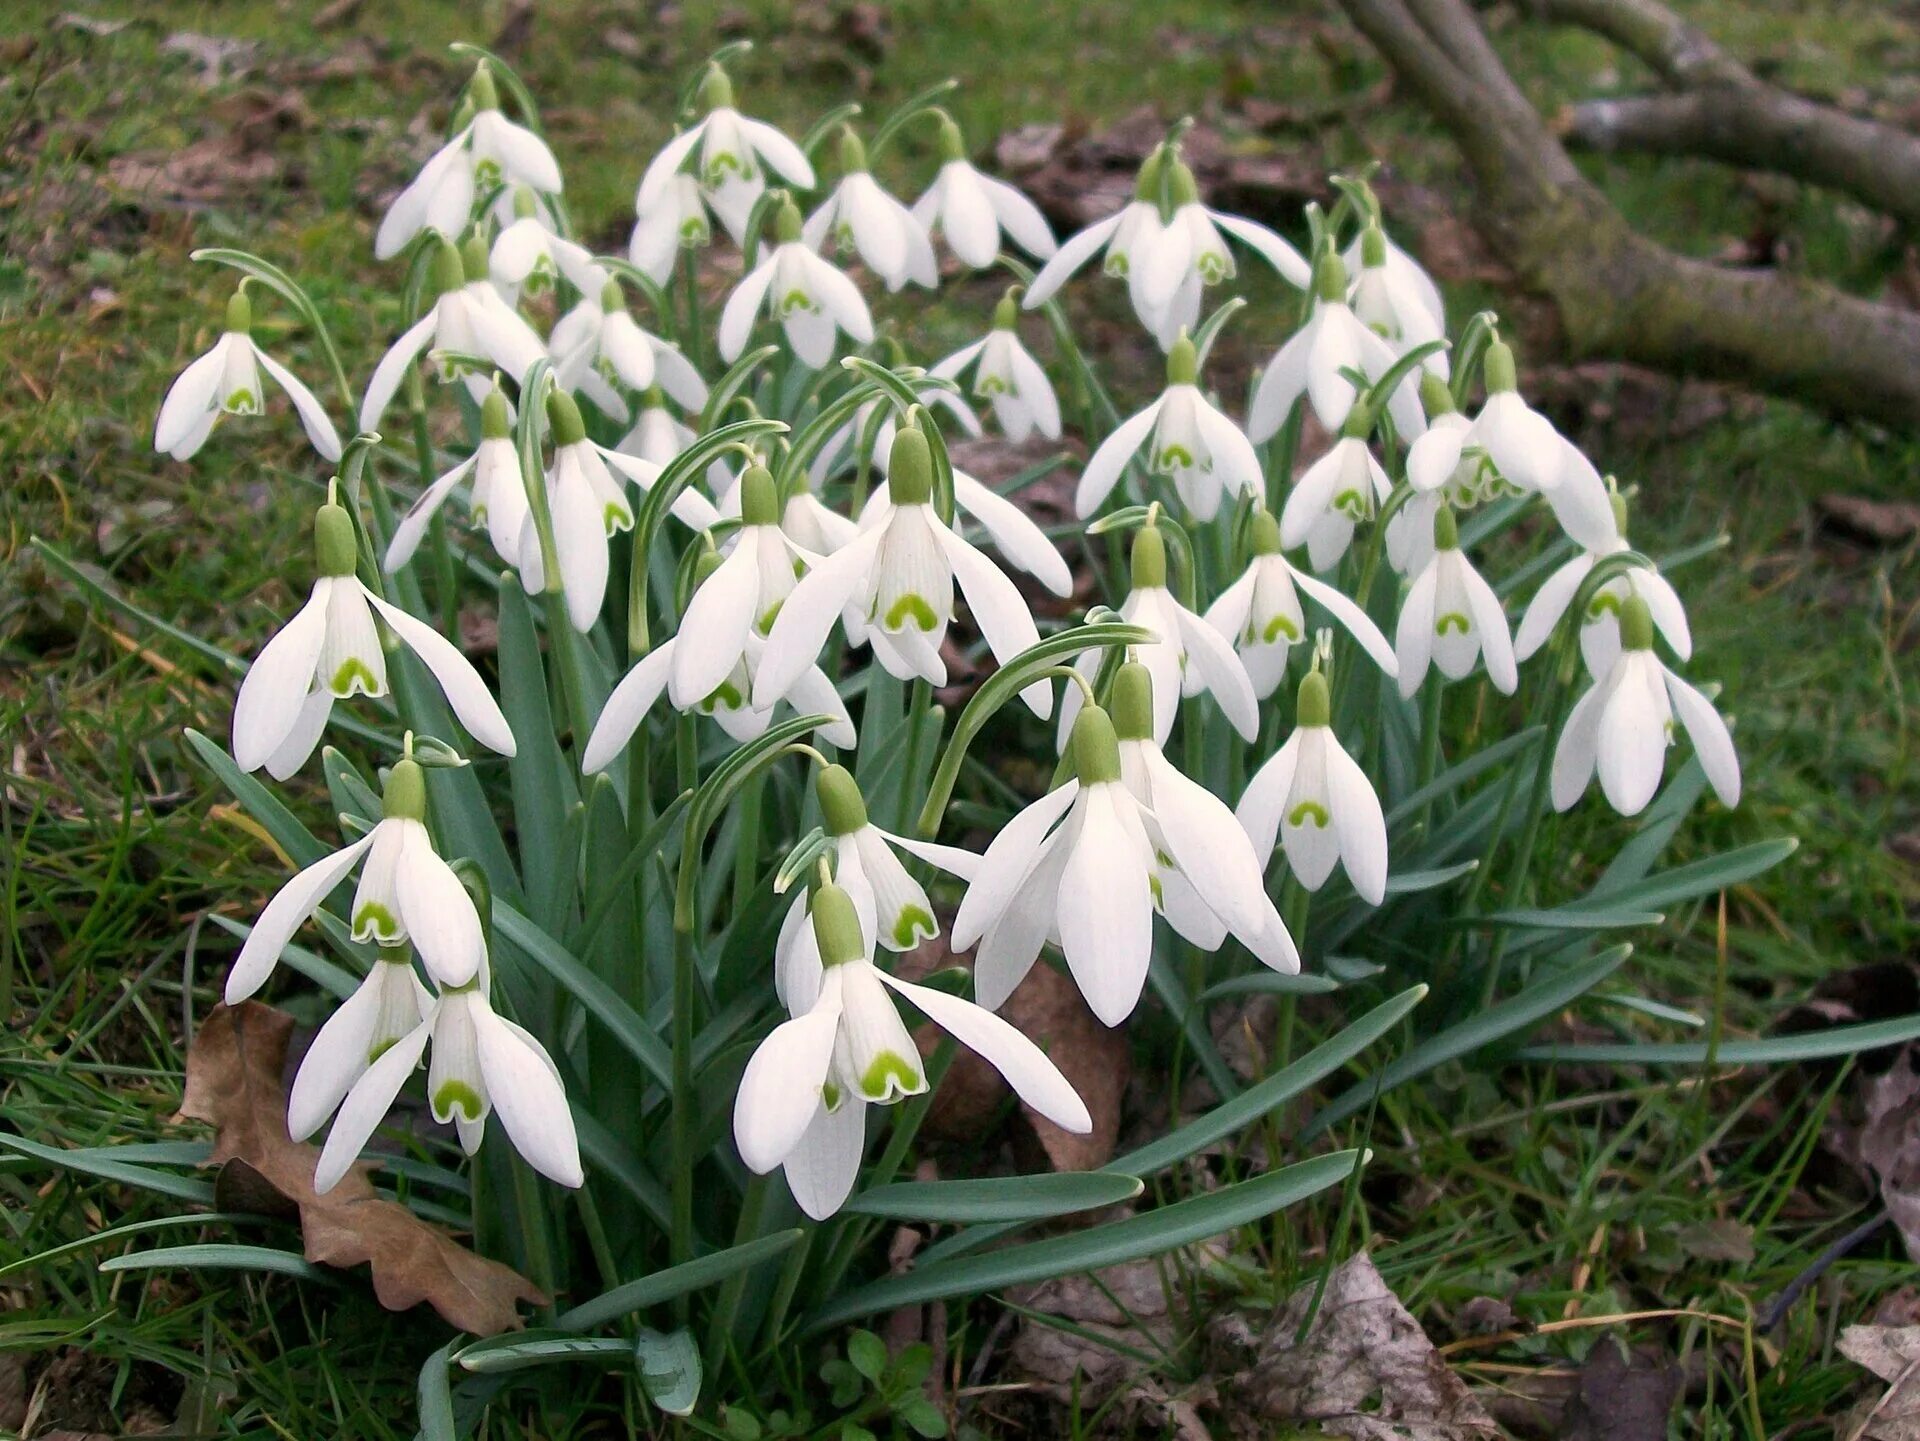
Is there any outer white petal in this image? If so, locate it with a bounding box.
[733,1005,842,1174]
[313,1020,430,1194]
[879,972,1091,1132]
[232,580,332,772]
[394,841,485,989]
[583,642,675,773]
[1204,568,1258,647]
[784,1097,866,1219]
[1236,731,1301,861]
[1290,564,1398,677]
[473,111,563,193]
[1248,324,1314,442]
[1304,307,1363,433]
[951,779,1080,949]
[1191,397,1264,505]
[636,125,706,214]
[717,257,777,362]
[1637,570,1693,661]
[1076,399,1163,517]
[1176,604,1260,740]
[1056,786,1154,1026]
[874,827,981,883]
[803,250,874,344]
[1459,560,1518,694]
[1597,661,1668,816]
[359,313,438,433]
[1551,674,1611,811]
[780,663,860,750]
[474,1007,583,1187]
[1549,441,1621,552]
[753,527,884,709]
[1005,338,1062,440]
[1278,441,1350,554]
[1144,749,1269,937]
[1210,211,1310,287]
[1023,212,1123,307]
[385,453,478,573]
[1323,737,1388,904]
[739,117,816,188]
[938,164,1001,266]
[953,472,1071,596]
[1395,564,1439,698]
[287,974,387,1141]
[669,542,759,706]
[255,349,343,461]
[551,464,611,633]
[1664,669,1741,809]
[263,690,335,782]
[936,525,1049,718]
[1514,554,1593,662]
[1405,424,1467,494]
[226,833,376,1003]
[979,172,1057,260]
[155,339,230,457]
[366,594,516,756]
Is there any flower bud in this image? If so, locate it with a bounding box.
[1111,662,1155,742]
[1248,507,1283,556]
[1312,251,1348,303]
[836,125,868,175]
[546,390,588,447]
[1069,705,1123,785]
[481,384,513,439]
[816,764,868,837]
[225,288,253,334]
[886,426,934,506]
[1619,593,1655,652]
[810,881,867,966]
[1432,502,1459,552]
[382,756,428,822]
[698,63,735,114]
[1165,331,1198,387]
[1483,338,1517,395]
[1296,668,1331,728]
[739,463,779,526]
[430,237,465,296]
[1130,523,1167,590]
[314,502,359,578]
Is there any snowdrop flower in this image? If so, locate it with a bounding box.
[635,64,816,246]
[374,64,562,261]
[314,974,581,1194]
[1386,380,1475,577]
[225,756,488,1002]
[1238,668,1388,903]
[1249,253,1426,444]
[231,502,515,779]
[534,390,719,633]
[1278,422,1393,573]
[360,238,547,433]
[1402,337,1561,501]
[617,390,697,467]
[1515,489,1691,677]
[550,277,708,423]
[800,765,980,953]
[155,289,341,463]
[1206,508,1397,698]
[1551,595,1739,817]
[804,127,936,292]
[1342,217,1444,343]
[1056,523,1259,748]
[1127,155,1310,349]
[385,384,530,572]
[932,291,1061,442]
[911,114,1057,269]
[287,946,432,1145]
[1075,332,1262,522]
[1109,663,1299,973]
[735,878,1089,1219]
[1395,504,1517,697]
[629,172,711,285]
[719,195,874,368]
[1349,223,1446,379]
[1023,146,1170,328]
[489,188,605,302]
[755,427,1050,714]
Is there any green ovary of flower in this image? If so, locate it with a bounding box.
[433,1079,485,1122]
[329,658,382,697]
[884,593,939,631]
[1435,612,1471,636]
[858,1050,922,1101]
[892,906,936,947]
[1288,800,1331,828]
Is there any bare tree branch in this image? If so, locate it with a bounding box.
[1335,0,1920,427]
[1517,0,1750,88]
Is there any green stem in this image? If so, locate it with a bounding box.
[680,247,705,374]
[705,1175,769,1374]
[1416,676,1445,833]
[509,1154,557,1320]
[897,679,935,831]
[669,921,698,1312]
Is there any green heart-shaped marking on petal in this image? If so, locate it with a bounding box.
[891,906,936,948]
[1287,800,1331,829]
[433,1079,485,1123]
[884,593,939,632]
[328,658,382,697]
[858,1050,924,1101]
[1435,612,1471,636]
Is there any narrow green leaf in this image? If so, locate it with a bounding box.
[498,576,579,933]
[99,1244,328,1280]
[418,1344,457,1441]
[453,1331,630,1373]
[1475,906,1663,931]
[183,728,327,866]
[1520,1011,1920,1066]
[1582,838,1797,916]
[634,1327,703,1416]
[1195,972,1343,1002]
[1385,726,1543,825]
[554,1231,805,1334]
[843,1172,1144,1223]
[0,1134,216,1205]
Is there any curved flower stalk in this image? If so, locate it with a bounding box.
[1515,489,1691,677]
[1277,422,1394,574]
[385,383,531,572]
[1206,508,1397,697]
[1128,153,1310,349]
[1109,663,1299,972]
[1552,595,1739,817]
[489,188,605,303]
[1395,504,1517,697]
[912,114,1057,269]
[635,63,816,246]
[1075,332,1262,522]
[550,277,708,423]
[755,427,1051,714]
[155,289,341,462]
[533,389,719,633]
[1403,337,1559,499]
[931,292,1061,442]
[1057,523,1259,748]
[719,195,874,369]
[1348,222,1447,379]
[232,501,515,779]
[1249,252,1426,444]
[375,64,562,261]
[360,237,546,433]
[313,968,581,1194]
[225,755,488,1003]
[809,387,980,488]
[805,127,937,292]
[1238,667,1388,903]
[736,878,1089,1219]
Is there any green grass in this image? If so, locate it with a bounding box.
[4,1,1919,1436]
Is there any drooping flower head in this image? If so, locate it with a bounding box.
[932,289,1062,443]
[719,193,875,369]
[1277,409,1394,573]
[386,381,532,573]
[550,276,708,423]
[155,288,342,463]
[804,126,936,293]
[913,113,1058,270]
[1395,502,1517,697]
[1348,221,1446,379]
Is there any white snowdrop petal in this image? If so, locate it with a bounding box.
[474,1007,583,1187]
[784,1096,866,1219]
[1023,211,1123,307]
[394,842,485,989]
[232,580,333,773]
[582,641,674,774]
[1514,555,1593,662]
[1075,399,1162,517]
[313,1021,430,1194]
[951,780,1080,950]
[1237,732,1301,861]
[226,832,376,1004]
[880,972,1091,1132]
[1056,787,1154,1026]
[1323,737,1389,905]
[366,594,516,756]
[754,527,885,709]
[1665,669,1741,809]
[287,973,388,1141]
[734,1006,842,1174]
[255,349,342,461]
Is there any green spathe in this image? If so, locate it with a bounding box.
[811,882,867,966]
[816,764,868,837]
[887,427,934,506]
[383,757,428,822]
[1070,705,1123,785]
[314,504,359,578]
[1297,669,1331,728]
[1111,663,1155,742]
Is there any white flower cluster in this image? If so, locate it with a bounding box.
[159,52,1740,1218]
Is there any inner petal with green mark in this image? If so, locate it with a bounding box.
[1154,444,1195,472]
[473,158,502,188]
[433,1079,485,1122]
[884,593,939,632]
[821,1080,843,1111]
[1104,253,1130,278]
[757,599,784,632]
[1196,250,1228,283]
[353,902,400,941]
[857,1050,924,1102]
[1262,614,1301,644]
[1334,488,1370,520]
[224,388,259,414]
[778,289,821,317]
[1586,591,1624,621]
[700,677,746,714]
[976,374,1009,396]
[602,501,633,533]
[1434,612,1472,636]
[891,906,936,948]
[328,658,382,698]
[1287,800,1331,829]
[703,151,746,184]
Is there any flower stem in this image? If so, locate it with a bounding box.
[897,678,935,830]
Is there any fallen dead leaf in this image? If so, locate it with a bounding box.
[177,1001,545,1335]
[1817,495,1920,547]
[1840,1325,1920,1440]
[1855,1050,1920,1263]
[1555,1339,1682,1441]
[1217,1252,1500,1440]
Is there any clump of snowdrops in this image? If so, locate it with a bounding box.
[127,39,1777,1429]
